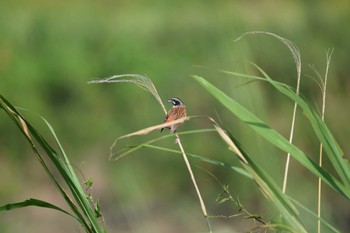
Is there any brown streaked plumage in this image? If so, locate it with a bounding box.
[161,97,186,133]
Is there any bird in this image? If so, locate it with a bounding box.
[161,97,186,133]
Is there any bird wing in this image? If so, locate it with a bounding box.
[161,106,186,132]
[166,107,186,122]
[163,113,170,123]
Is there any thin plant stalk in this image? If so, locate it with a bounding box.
[282,100,299,194]
[318,143,323,233]
[175,133,212,233]
[318,48,333,233]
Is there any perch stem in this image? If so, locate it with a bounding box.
[175,133,212,233]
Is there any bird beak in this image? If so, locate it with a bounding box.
[167,99,172,103]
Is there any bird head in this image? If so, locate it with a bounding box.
[168,97,184,106]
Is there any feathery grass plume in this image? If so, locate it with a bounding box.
[235,31,302,194]
[234,31,301,75]
[88,74,167,114]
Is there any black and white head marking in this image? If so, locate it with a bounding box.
[168,97,184,106]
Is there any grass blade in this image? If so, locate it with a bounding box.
[192,75,350,199]
[221,66,350,190]
[40,120,104,233]
[213,124,307,232]
[288,197,341,233]
[252,64,350,187]
[0,95,104,233]
[0,198,80,223]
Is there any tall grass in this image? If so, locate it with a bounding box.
[192,33,348,232]
[0,95,106,233]
[88,33,347,232]
[1,32,348,232]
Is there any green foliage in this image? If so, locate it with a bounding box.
[84,33,349,232]
[192,74,344,232]
[1,2,350,230]
[1,56,348,231]
[0,95,105,233]
[0,198,77,221]
[85,60,347,231]
[193,74,350,199]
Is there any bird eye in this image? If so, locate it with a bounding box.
[169,97,183,106]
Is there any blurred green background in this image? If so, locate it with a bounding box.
[1,0,350,232]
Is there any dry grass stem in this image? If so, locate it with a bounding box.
[175,133,212,233]
[317,48,333,233]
